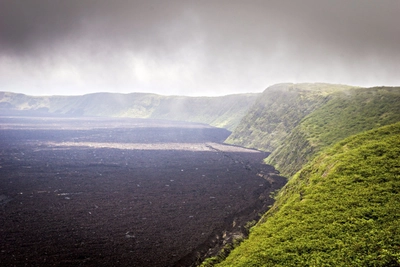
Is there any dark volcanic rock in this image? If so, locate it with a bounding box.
[0,117,285,266]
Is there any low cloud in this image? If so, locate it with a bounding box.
[1,0,399,96]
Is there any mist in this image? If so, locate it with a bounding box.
[1,0,399,96]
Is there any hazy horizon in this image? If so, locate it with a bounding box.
[1,0,399,96]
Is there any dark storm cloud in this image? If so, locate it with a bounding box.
[0,0,399,96]
[0,1,81,54]
[0,0,190,55]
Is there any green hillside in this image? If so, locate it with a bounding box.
[225,83,354,151]
[208,122,400,267]
[266,86,400,177]
[0,92,258,130]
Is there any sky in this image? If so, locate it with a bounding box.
[0,0,399,96]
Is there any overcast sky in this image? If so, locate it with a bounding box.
[0,0,399,96]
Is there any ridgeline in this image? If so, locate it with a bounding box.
[0,92,258,131]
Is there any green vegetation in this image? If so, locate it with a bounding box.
[266,86,400,177]
[225,84,400,177]
[225,83,354,151]
[0,92,258,130]
[213,122,400,266]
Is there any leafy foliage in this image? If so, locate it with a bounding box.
[214,122,400,266]
[266,86,400,177]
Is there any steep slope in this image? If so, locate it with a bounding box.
[266,86,400,177]
[0,92,258,130]
[211,122,400,267]
[225,83,355,151]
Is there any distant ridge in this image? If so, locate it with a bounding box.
[0,91,259,130]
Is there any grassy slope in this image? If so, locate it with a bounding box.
[213,122,400,267]
[266,86,400,177]
[225,83,354,151]
[0,92,258,130]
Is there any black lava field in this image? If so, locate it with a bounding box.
[0,117,286,266]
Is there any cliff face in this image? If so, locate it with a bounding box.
[265,86,400,177]
[226,84,400,177]
[0,92,259,131]
[225,83,354,152]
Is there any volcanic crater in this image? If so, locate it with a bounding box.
[0,117,286,266]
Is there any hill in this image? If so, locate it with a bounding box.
[207,122,400,266]
[225,83,355,151]
[0,92,259,130]
[265,86,400,177]
[226,84,400,177]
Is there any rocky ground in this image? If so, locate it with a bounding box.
[0,117,286,266]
